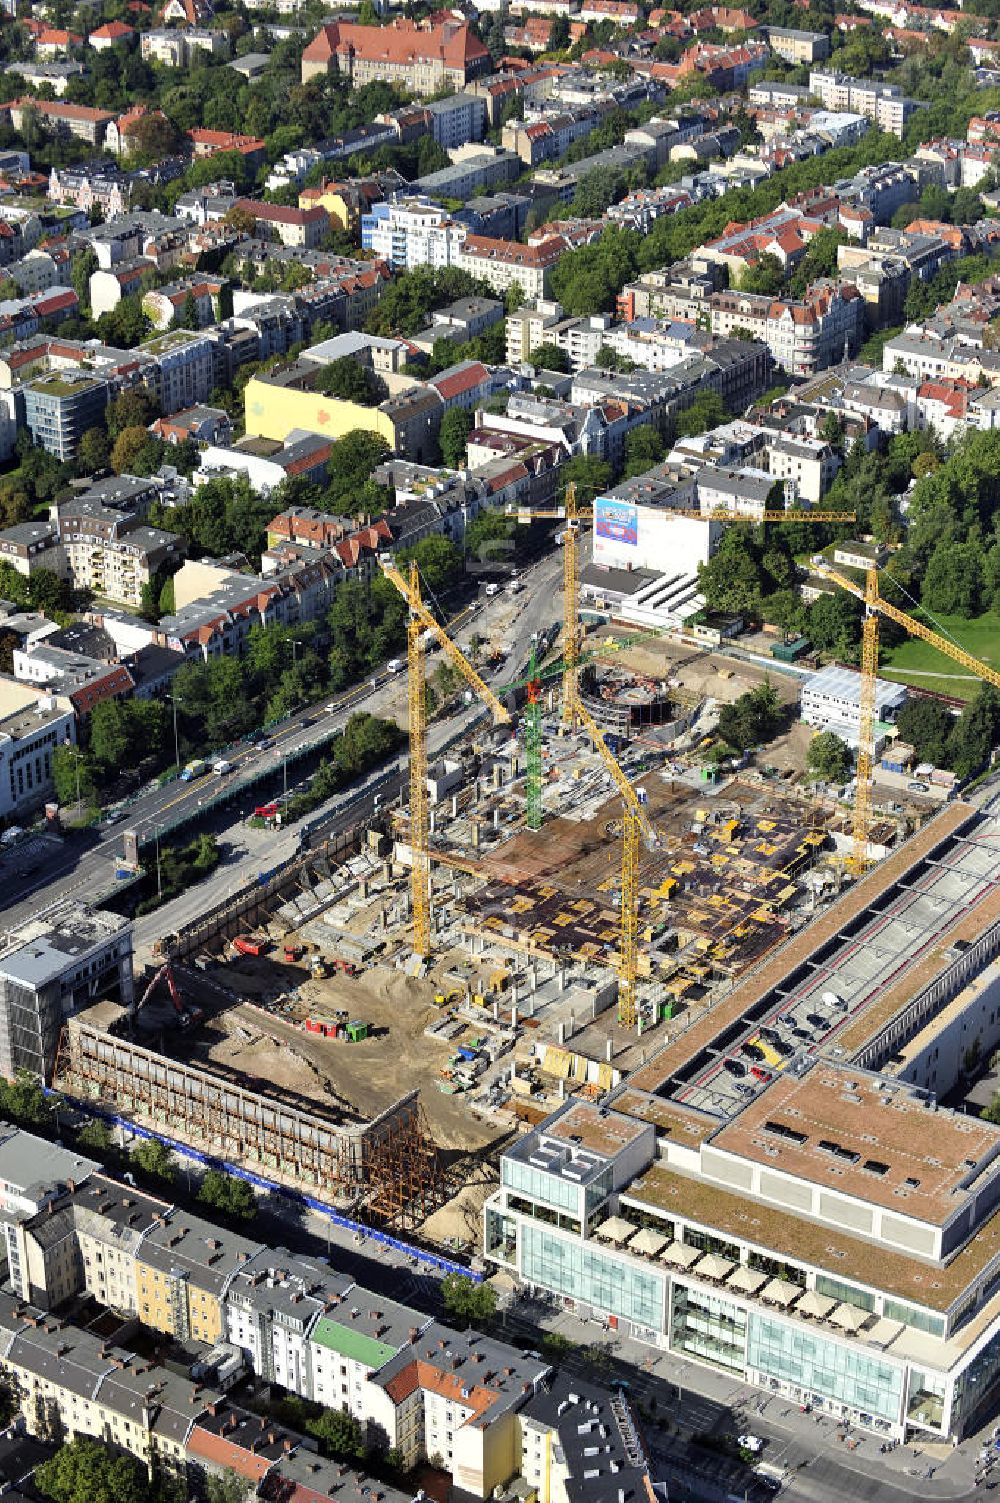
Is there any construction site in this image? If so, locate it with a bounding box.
[51,515,1000,1254]
[52,622,855,1247]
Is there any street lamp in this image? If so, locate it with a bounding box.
[167,693,182,771]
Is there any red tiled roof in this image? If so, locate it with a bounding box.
[431,360,489,401]
[303,16,489,69]
[90,21,134,38]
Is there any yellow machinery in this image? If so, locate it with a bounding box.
[379,558,511,958]
[815,564,1000,871]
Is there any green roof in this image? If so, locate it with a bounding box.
[310,1316,399,1369]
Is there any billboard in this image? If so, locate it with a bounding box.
[595,496,638,548]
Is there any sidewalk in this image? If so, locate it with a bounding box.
[511,1300,986,1501]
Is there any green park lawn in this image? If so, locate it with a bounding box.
[880,611,1000,703]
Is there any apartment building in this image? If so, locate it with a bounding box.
[232,199,327,249]
[52,494,184,609]
[708,282,864,378]
[6,98,112,144]
[361,197,465,271]
[23,369,110,459]
[762,24,829,62]
[808,70,921,135]
[455,234,566,300]
[300,18,491,93]
[140,329,214,413]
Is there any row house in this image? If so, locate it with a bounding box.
[300,17,491,94]
[708,281,865,377]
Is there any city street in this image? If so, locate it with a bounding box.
[0,546,566,933]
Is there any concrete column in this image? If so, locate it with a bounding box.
[511,1005,518,1028]
[451,795,459,818]
[558,1021,565,1045]
[493,809,500,830]
[493,1001,500,1021]
[558,1078,565,1100]
[606,1038,613,1063]
[429,808,436,835]
[528,964,537,991]
[471,820,480,850]
[557,969,566,993]
[510,983,519,1007]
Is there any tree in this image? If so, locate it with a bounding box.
[178,292,199,330]
[895,698,955,767]
[77,426,109,475]
[129,1137,176,1186]
[106,386,157,439]
[111,424,152,475]
[806,729,852,784]
[440,1272,498,1328]
[529,342,570,373]
[52,745,97,811]
[70,247,98,315]
[739,253,785,296]
[198,1167,257,1221]
[204,1473,249,1503]
[716,680,783,752]
[675,390,727,438]
[949,683,1000,780]
[548,11,570,46]
[922,541,984,618]
[76,1118,114,1154]
[558,454,611,507]
[0,1070,54,1128]
[36,1438,146,1503]
[623,425,665,478]
[312,356,387,405]
[306,1408,366,1460]
[439,406,473,469]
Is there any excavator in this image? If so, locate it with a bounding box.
[132,961,203,1030]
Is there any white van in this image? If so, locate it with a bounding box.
[213,759,233,775]
[485,583,501,598]
[386,658,404,674]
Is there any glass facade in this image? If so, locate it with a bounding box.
[906,1369,946,1431]
[882,1299,945,1338]
[485,1206,517,1265]
[671,1285,747,1373]
[747,1313,904,1422]
[815,1275,875,1313]
[520,1222,665,1329]
[502,1159,582,1217]
[953,1324,1000,1432]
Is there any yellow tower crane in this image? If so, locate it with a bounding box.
[379,558,511,958]
[569,695,658,1028]
[815,563,1000,872]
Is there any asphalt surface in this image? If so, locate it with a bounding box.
[0,550,566,932]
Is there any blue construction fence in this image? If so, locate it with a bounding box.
[47,1087,480,1283]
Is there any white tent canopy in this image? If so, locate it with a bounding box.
[727,1265,768,1295]
[596,1216,635,1246]
[696,1253,735,1281]
[661,1240,701,1268]
[798,1289,836,1320]
[631,1226,668,1258]
[829,1302,868,1332]
[762,1278,800,1308]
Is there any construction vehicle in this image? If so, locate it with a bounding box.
[379,556,511,959]
[815,562,1000,871]
[283,944,303,962]
[132,960,203,1029]
[233,935,269,958]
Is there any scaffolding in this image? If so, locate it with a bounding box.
[54,1018,442,1229]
